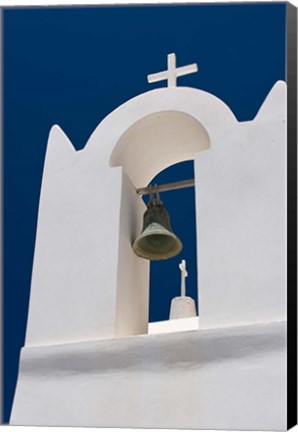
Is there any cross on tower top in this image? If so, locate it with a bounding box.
[147,53,198,88]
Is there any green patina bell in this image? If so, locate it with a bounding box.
[132,192,183,260]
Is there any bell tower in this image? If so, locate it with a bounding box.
[19,53,286,344]
[11,53,287,430]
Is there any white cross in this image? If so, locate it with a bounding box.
[179,259,188,297]
[147,53,198,88]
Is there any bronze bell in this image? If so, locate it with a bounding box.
[132,189,183,260]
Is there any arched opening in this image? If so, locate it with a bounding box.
[110,110,210,188]
[110,110,210,336]
[143,161,198,325]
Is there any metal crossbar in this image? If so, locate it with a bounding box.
[136,179,195,196]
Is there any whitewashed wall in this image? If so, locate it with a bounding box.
[25,86,236,346]
[11,81,287,429]
[195,81,286,328]
[11,321,286,430]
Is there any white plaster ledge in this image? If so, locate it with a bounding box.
[11,320,286,429]
[19,320,285,375]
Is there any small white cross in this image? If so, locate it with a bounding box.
[147,53,198,88]
[179,259,188,297]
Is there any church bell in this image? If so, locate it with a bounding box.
[132,188,183,260]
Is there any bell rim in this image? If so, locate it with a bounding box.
[132,223,183,260]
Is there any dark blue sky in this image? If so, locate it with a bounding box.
[3,3,286,423]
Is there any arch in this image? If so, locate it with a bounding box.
[110,111,210,187]
[90,87,236,336]
[84,87,237,176]
[111,109,211,335]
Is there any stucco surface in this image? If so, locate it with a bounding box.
[24,82,286,346]
[11,321,286,429]
[11,81,287,429]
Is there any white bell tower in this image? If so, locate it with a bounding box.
[10,53,287,430]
